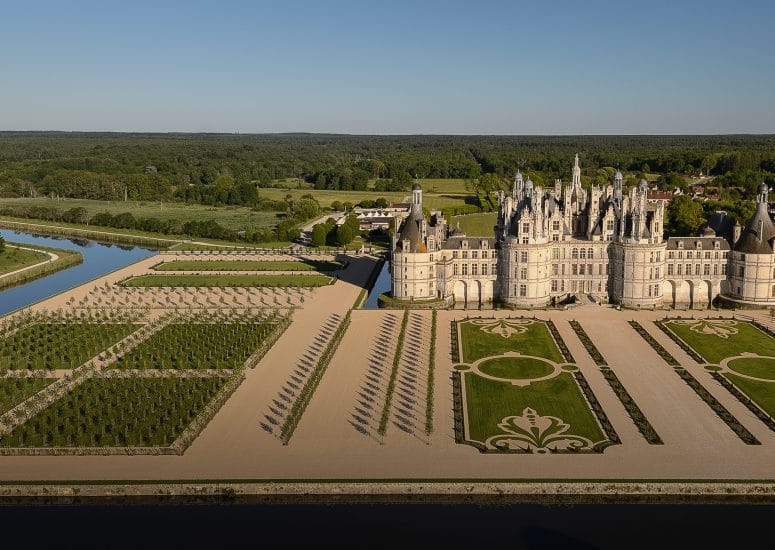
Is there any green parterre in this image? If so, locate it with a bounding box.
[0,309,291,453]
[660,318,775,426]
[453,317,618,453]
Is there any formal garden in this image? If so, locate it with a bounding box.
[452,317,619,453]
[657,318,775,429]
[0,308,291,453]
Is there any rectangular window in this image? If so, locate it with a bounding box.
[471,251,478,259]
[561,280,565,291]
[657,251,661,262]
[552,248,560,260]
[462,251,468,259]
[571,280,577,292]
[687,251,693,259]
[481,250,488,259]
[522,223,530,234]
[668,251,675,259]
[572,264,578,275]
[520,251,528,263]
[704,251,711,259]
[649,267,653,279]
[520,268,527,279]
[607,220,614,231]
[462,263,468,275]
[452,251,458,259]
[739,266,745,277]
[695,264,701,276]
[650,251,654,263]
[472,263,478,276]
[678,251,683,259]
[668,264,674,275]
[552,264,559,275]
[598,264,603,275]
[552,221,560,231]
[588,264,592,275]
[648,286,652,297]
[481,263,487,275]
[580,248,587,260]
[677,264,682,275]
[519,284,527,297]
[562,264,566,275]
[522,236,529,244]
[714,264,719,276]
[551,280,558,292]
[704,264,710,276]
[454,263,459,275]
[686,264,691,275]
[579,264,585,275]
[552,234,559,242]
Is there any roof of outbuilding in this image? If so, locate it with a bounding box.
[666,237,730,250]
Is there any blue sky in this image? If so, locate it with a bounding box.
[1,0,773,133]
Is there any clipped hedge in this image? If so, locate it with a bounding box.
[378,310,410,437]
[424,310,437,436]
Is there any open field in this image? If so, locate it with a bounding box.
[0,198,281,231]
[153,259,344,272]
[0,251,774,483]
[120,274,333,287]
[449,212,498,236]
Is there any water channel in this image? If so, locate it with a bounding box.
[0,229,157,317]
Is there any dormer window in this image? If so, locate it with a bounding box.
[678,241,684,248]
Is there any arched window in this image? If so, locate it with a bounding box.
[571,248,579,259]
[588,248,594,259]
[579,248,586,260]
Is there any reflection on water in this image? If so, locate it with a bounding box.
[0,229,157,317]
[363,260,391,308]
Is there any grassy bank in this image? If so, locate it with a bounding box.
[153,260,345,272]
[0,242,83,291]
[0,245,49,275]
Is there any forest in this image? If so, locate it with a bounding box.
[1,132,773,242]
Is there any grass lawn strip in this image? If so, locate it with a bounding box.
[120,274,332,287]
[153,260,345,272]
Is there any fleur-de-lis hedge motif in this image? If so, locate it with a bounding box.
[469,318,534,339]
[485,407,593,453]
[675,319,739,339]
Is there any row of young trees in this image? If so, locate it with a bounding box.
[310,215,360,247]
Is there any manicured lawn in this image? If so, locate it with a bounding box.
[0,323,140,370]
[464,372,605,444]
[120,274,332,287]
[665,320,775,363]
[727,357,775,380]
[0,377,227,447]
[153,260,344,272]
[0,245,48,275]
[478,356,555,380]
[449,212,498,237]
[255,187,473,211]
[459,320,564,363]
[724,373,775,418]
[0,378,55,415]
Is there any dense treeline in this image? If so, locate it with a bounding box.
[1,133,774,204]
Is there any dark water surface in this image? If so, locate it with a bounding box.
[363,259,391,308]
[0,503,770,549]
[0,229,157,316]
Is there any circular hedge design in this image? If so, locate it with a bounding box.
[478,356,555,380]
[727,357,775,380]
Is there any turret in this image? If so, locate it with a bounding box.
[572,153,581,187]
[613,170,623,203]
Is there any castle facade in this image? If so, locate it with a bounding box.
[391,155,775,308]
